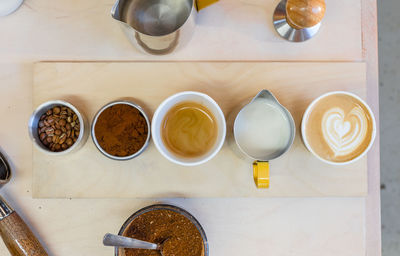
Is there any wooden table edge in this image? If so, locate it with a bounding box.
[362,0,381,256]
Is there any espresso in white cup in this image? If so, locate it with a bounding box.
[301,91,376,165]
[152,91,226,166]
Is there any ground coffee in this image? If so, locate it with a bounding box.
[94,104,148,157]
[123,209,204,256]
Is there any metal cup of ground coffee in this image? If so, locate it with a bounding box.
[28,100,89,155]
[91,101,150,160]
[116,204,208,256]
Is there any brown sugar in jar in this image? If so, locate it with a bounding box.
[94,103,148,157]
[122,209,204,256]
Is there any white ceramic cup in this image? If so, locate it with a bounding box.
[152,91,226,166]
[301,91,376,165]
[0,0,24,17]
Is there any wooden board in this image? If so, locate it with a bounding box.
[0,0,361,61]
[32,62,368,198]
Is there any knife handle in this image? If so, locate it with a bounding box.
[0,212,48,256]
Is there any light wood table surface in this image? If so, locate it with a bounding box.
[0,0,380,255]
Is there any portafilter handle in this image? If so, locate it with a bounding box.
[0,196,48,256]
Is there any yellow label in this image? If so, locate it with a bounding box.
[196,0,219,11]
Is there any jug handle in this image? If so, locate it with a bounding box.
[196,0,219,11]
[253,161,269,188]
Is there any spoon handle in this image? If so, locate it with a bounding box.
[103,233,158,250]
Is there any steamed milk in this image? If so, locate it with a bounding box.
[234,99,292,159]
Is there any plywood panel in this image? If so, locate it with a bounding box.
[32,62,368,198]
[0,0,362,61]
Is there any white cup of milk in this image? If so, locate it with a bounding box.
[233,90,295,189]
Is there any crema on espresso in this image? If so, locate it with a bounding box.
[161,101,218,158]
[304,93,374,163]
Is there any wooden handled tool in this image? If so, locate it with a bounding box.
[0,152,48,256]
[286,0,326,29]
[0,197,48,256]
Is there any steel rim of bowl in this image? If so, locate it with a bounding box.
[115,204,209,256]
[91,100,151,161]
[28,100,87,155]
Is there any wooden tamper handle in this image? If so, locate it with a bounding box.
[286,0,326,29]
[0,197,48,256]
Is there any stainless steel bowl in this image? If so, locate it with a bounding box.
[91,101,151,161]
[116,204,209,256]
[28,100,89,155]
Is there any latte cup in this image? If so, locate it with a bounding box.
[152,91,226,166]
[301,91,376,165]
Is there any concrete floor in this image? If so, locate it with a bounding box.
[378,0,400,255]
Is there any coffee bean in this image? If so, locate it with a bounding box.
[45,127,54,135]
[52,135,59,144]
[66,138,73,146]
[53,107,61,114]
[59,133,66,144]
[37,105,80,152]
[47,117,54,124]
[39,133,46,141]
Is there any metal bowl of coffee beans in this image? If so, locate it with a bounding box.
[91,101,150,161]
[28,100,89,155]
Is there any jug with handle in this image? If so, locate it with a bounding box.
[112,0,218,55]
[233,90,296,188]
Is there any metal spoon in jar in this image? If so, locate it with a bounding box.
[103,233,171,255]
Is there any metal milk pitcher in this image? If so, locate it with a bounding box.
[232,90,296,189]
[112,0,217,55]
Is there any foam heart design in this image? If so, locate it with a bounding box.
[321,107,368,156]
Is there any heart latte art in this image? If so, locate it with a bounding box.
[304,93,374,163]
[321,107,368,157]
